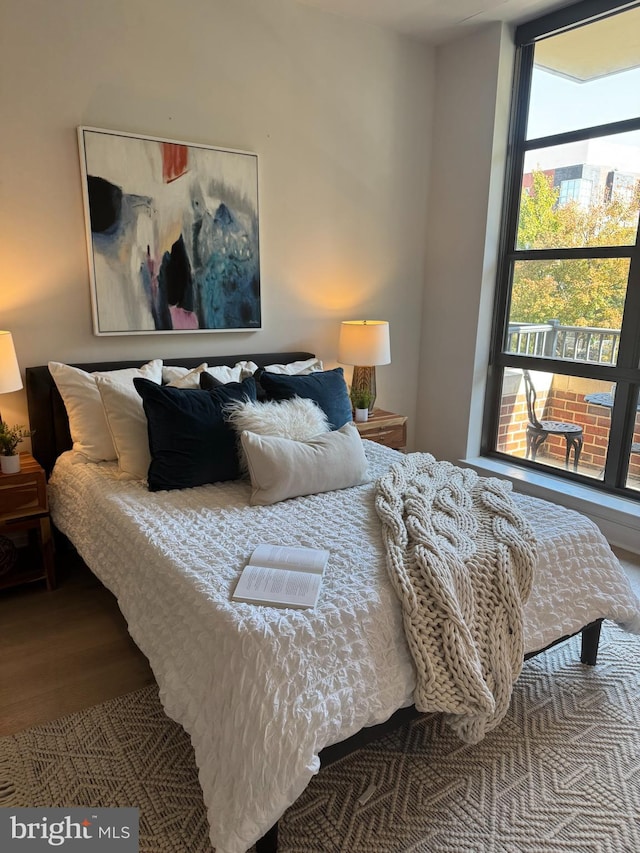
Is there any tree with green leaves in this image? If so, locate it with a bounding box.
[510,170,638,329]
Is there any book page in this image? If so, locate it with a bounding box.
[249,544,329,575]
[232,565,322,608]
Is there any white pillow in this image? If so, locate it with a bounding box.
[240,358,323,378]
[241,423,369,506]
[49,359,162,462]
[225,397,330,473]
[95,376,151,480]
[162,362,244,386]
[163,363,207,387]
[205,363,244,383]
[164,363,208,388]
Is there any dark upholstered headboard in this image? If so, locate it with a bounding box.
[25,351,315,476]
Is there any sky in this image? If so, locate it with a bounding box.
[527,65,640,141]
[526,65,640,174]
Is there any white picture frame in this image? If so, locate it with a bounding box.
[77,127,261,335]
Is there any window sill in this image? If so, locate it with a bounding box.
[462,456,639,555]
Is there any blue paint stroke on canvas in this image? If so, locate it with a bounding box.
[82,131,261,333]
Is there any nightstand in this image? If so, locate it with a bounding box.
[0,453,55,591]
[354,409,407,450]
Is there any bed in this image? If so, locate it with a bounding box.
[25,351,640,853]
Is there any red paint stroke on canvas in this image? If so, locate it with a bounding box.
[169,305,199,330]
[161,143,189,183]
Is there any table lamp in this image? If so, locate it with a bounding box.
[338,320,391,413]
[0,331,23,422]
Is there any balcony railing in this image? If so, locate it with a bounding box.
[507,320,620,364]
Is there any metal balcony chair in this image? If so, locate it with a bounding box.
[523,369,584,471]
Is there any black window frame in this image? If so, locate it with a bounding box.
[482,0,640,499]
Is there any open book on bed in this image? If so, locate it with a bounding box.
[232,544,330,609]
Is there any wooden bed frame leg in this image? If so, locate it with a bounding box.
[580,619,603,666]
[255,821,278,853]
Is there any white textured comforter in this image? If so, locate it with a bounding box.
[48,442,640,853]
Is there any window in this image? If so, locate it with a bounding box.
[557,177,592,207]
[484,0,640,497]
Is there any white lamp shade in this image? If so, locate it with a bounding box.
[338,320,391,366]
[0,331,23,394]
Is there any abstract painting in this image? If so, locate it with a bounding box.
[78,127,261,335]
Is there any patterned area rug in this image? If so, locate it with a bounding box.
[2,623,639,852]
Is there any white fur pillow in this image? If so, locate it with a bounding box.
[241,423,369,506]
[225,397,329,472]
[226,396,329,439]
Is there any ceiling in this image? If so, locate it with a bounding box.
[294,0,575,45]
[534,6,640,80]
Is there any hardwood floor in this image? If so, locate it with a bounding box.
[1,541,639,739]
[0,549,155,737]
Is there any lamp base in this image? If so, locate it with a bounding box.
[351,366,376,414]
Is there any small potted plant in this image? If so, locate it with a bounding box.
[0,422,32,474]
[350,389,372,423]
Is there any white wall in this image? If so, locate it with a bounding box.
[1,0,434,441]
[416,23,514,461]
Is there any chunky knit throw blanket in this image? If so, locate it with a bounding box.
[375,453,537,744]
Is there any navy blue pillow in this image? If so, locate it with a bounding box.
[134,376,257,491]
[199,372,224,390]
[258,367,352,430]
